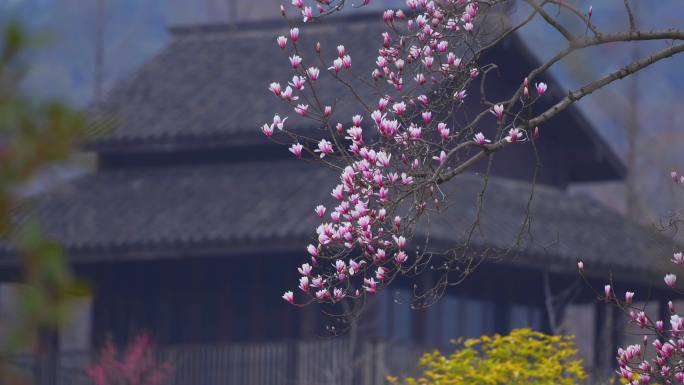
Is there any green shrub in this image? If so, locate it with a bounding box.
[388,328,586,385]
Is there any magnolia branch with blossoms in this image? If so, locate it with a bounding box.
[261,0,684,313]
[576,171,684,385]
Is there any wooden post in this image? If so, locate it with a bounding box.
[34,327,59,385]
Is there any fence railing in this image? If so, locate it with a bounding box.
[3,338,430,385]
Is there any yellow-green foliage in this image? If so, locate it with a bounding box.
[388,328,587,385]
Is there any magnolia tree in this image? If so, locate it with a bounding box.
[264,0,684,311]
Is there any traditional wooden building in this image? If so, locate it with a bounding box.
[0,12,674,385]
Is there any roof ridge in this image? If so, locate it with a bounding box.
[168,11,381,37]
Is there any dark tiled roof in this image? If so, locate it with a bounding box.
[88,15,384,150]
[9,161,671,282]
[86,14,625,182]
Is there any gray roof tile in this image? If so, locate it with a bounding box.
[9,161,671,282]
[89,16,385,149]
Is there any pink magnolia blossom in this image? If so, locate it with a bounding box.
[665,274,677,288]
[382,32,391,47]
[673,252,684,265]
[437,122,450,140]
[505,128,524,143]
[315,139,333,158]
[422,56,434,69]
[454,89,467,101]
[315,289,329,301]
[342,55,352,69]
[672,315,683,332]
[349,259,364,275]
[625,291,634,304]
[363,278,378,294]
[334,259,346,273]
[272,114,287,130]
[376,151,391,168]
[315,204,326,218]
[298,276,310,293]
[289,143,303,158]
[277,36,287,49]
[306,67,320,80]
[375,266,387,281]
[491,104,504,119]
[352,114,363,126]
[307,244,319,257]
[393,235,406,249]
[290,28,299,42]
[289,75,306,90]
[376,55,388,68]
[282,291,294,304]
[301,6,313,22]
[294,104,309,116]
[261,123,274,137]
[408,125,422,140]
[269,82,282,96]
[392,102,406,115]
[401,173,414,185]
[383,9,394,23]
[281,86,298,101]
[331,185,344,201]
[447,52,459,66]
[473,132,490,145]
[370,110,383,124]
[411,158,420,169]
[311,276,324,289]
[535,82,548,95]
[346,127,363,143]
[298,263,312,276]
[330,58,343,73]
[395,251,408,265]
[421,111,431,124]
[379,118,400,137]
[378,97,389,111]
[433,150,447,165]
[604,284,612,299]
[333,288,345,301]
[289,55,302,69]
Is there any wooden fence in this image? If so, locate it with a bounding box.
[3,339,429,385]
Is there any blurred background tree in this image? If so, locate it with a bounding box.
[0,20,87,385]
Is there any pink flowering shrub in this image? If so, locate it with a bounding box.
[86,334,173,385]
[266,0,684,308]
